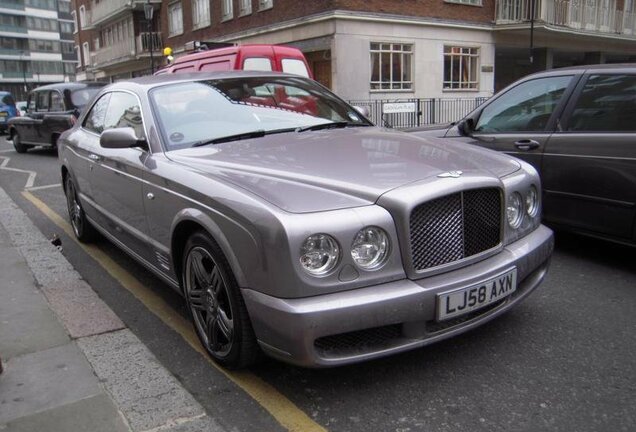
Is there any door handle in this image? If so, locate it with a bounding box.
[88,153,101,162]
[514,139,540,151]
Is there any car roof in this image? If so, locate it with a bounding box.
[522,63,636,79]
[100,70,309,92]
[31,82,108,92]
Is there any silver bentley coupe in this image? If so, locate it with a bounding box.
[58,72,554,368]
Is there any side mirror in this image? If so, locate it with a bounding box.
[100,127,147,150]
[353,105,370,118]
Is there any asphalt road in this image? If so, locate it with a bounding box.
[1,136,635,432]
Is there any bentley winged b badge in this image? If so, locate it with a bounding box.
[437,170,463,178]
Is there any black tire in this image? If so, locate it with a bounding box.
[12,131,29,154]
[182,231,259,368]
[64,175,98,242]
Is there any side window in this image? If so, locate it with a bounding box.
[50,91,65,112]
[36,91,50,112]
[243,57,272,72]
[103,92,144,139]
[83,93,110,134]
[475,75,573,133]
[566,74,636,133]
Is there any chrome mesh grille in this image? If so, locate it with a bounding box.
[409,188,501,271]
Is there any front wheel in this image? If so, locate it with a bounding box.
[12,131,29,154]
[183,231,259,368]
[64,175,97,242]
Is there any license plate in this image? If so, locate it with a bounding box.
[0,112,7,117]
[0,117,5,123]
[437,268,517,321]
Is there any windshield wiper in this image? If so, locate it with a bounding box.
[295,121,349,133]
[192,130,267,147]
[191,127,300,147]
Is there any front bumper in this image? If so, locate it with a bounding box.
[242,224,554,367]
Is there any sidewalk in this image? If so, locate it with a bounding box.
[0,186,223,431]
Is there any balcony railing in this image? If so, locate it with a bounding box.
[90,33,162,68]
[88,0,161,28]
[496,0,636,36]
[91,38,135,67]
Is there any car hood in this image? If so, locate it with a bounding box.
[167,128,520,213]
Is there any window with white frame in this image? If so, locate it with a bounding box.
[259,0,273,10]
[370,42,413,91]
[222,0,233,20]
[239,0,252,15]
[71,10,77,33]
[168,1,183,36]
[443,46,479,90]
[445,0,482,5]
[82,42,90,68]
[192,0,210,29]
[79,5,85,28]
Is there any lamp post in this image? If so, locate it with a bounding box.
[143,1,155,74]
[19,50,28,97]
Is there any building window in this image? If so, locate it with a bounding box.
[443,46,479,90]
[58,0,71,13]
[79,5,86,28]
[82,42,90,68]
[239,0,252,15]
[370,42,413,91]
[259,0,273,10]
[444,46,479,90]
[168,1,183,36]
[222,0,233,20]
[192,0,210,29]
[71,10,77,33]
[62,42,75,54]
[445,0,482,5]
[60,21,74,33]
[75,46,80,67]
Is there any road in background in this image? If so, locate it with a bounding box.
[1,136,635,432]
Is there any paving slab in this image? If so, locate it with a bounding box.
[77,329,210,431]
[0,343,102,424]
[39,277,125,339]
[0,245,69,358]
[0,394,131,432]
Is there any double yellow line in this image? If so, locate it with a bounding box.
[22,189,326,432]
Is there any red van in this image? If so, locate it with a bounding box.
[156,44,313,78]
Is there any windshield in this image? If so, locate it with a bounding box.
[150,76,371,150]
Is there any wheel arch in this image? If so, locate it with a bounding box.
[170,210,249,291]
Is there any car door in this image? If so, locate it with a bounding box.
[88,91,153,263]
[541,72,636,240]
[45,89,68,145]
[466,74,578,172]
[30,90,49,144]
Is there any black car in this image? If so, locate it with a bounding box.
[410,64,636,246]
[8,82,105,153]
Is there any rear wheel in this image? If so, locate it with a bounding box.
[12,131,29,154]
[182,231,259,368]
[64,175,97,242]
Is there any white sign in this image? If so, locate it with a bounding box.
[382,102,416,114]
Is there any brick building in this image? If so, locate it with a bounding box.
[73,0,636,101]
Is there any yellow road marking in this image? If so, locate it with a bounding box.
[22,190,327,432]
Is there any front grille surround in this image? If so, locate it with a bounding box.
[408,188,503,275]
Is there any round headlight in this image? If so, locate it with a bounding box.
[351,226,390,270]
[299,234,340,276]
[507,192,524,228]
[526,186,539,217]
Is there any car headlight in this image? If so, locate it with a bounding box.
[526,185,539,217]
[507,192,524,228]
[351,226,389,270]
[299,234,340,276]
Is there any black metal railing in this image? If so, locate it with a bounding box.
[348,97,489,129]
